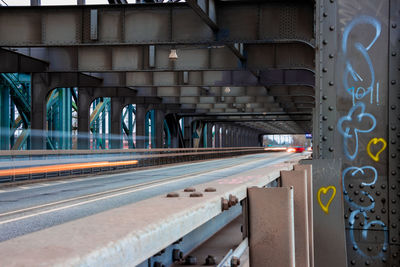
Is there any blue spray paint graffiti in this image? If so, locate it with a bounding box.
[338,15,388,259]
[337,102,376,160]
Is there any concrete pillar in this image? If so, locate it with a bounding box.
[31,0,41,5]
[135,104,146,148]
[154,109,165,148]
[77,88,91,150]
[110,97,122,149]
[30,73,48,150]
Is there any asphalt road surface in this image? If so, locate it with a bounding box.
[0,152,299,242]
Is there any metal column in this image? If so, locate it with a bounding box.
[135,104,146,149]
[30,73,47,150]
[154,109,165,148]
[0,84,10,150]
[206,123,213,148]
[77,88,90,150]
[110,97,122,149]
[316,0,395,265]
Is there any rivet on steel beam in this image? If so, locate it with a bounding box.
[221,198,229,211]
[323,12,328,17]
[328,81,334,86]
[365,260,370,266]
[322,116,328,121]
[322,136,327,141]
[328,125,334,131]
[392,223,397,228]
[392,125,397,130]
[185,255,197,265]
[391,139,397,144]
[392,237,397,243]
[323,40,328,45]
[329,0,334,3]
[328,106,334,111]
[392,23,397,28]
[382,257,387,263]
[353,246,358,251]
[393,170,398,175]
[322,68,327,72]
[392,52,397,56]
[172,249,184,262]
[205,255,216,265]
[391,80,397,85]
[391,105,397,110]
[329,53,334,58]
[329,26,335,31]
[204,187,216,192]
[184,187,196,192]
[190,192,203,197]
[153,262,165,267]
[322,95,328,100]
[329,147,334,152]
[229,194,238,206]
[393,199,397,204]
[351,260,356,265]
[231,257,241,267]
[392,153,397,158]
[167,192,179,198]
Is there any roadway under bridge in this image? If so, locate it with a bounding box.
[0,0,398,266]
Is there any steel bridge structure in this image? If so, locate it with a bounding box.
[0,0,399,266]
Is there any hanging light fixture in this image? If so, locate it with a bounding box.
[169,49,178,60]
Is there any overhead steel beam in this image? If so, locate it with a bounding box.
[88,69,314,88]
[177,112,312,117]
[0,48,48,72]
[153,86,314,98]
[187,0,218,32]
[0,3,313,47]
[10,44,314,72]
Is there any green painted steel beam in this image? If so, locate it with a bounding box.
[0,84,10,150]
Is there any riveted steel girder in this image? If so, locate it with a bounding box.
[0,2,314,47]
[9,44,314,72]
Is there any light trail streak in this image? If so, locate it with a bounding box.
[0,160,138,177]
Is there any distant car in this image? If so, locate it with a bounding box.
[286,147,305,153]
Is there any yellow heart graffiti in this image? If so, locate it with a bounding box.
[317,186,336,214]
[367,138,387,162]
